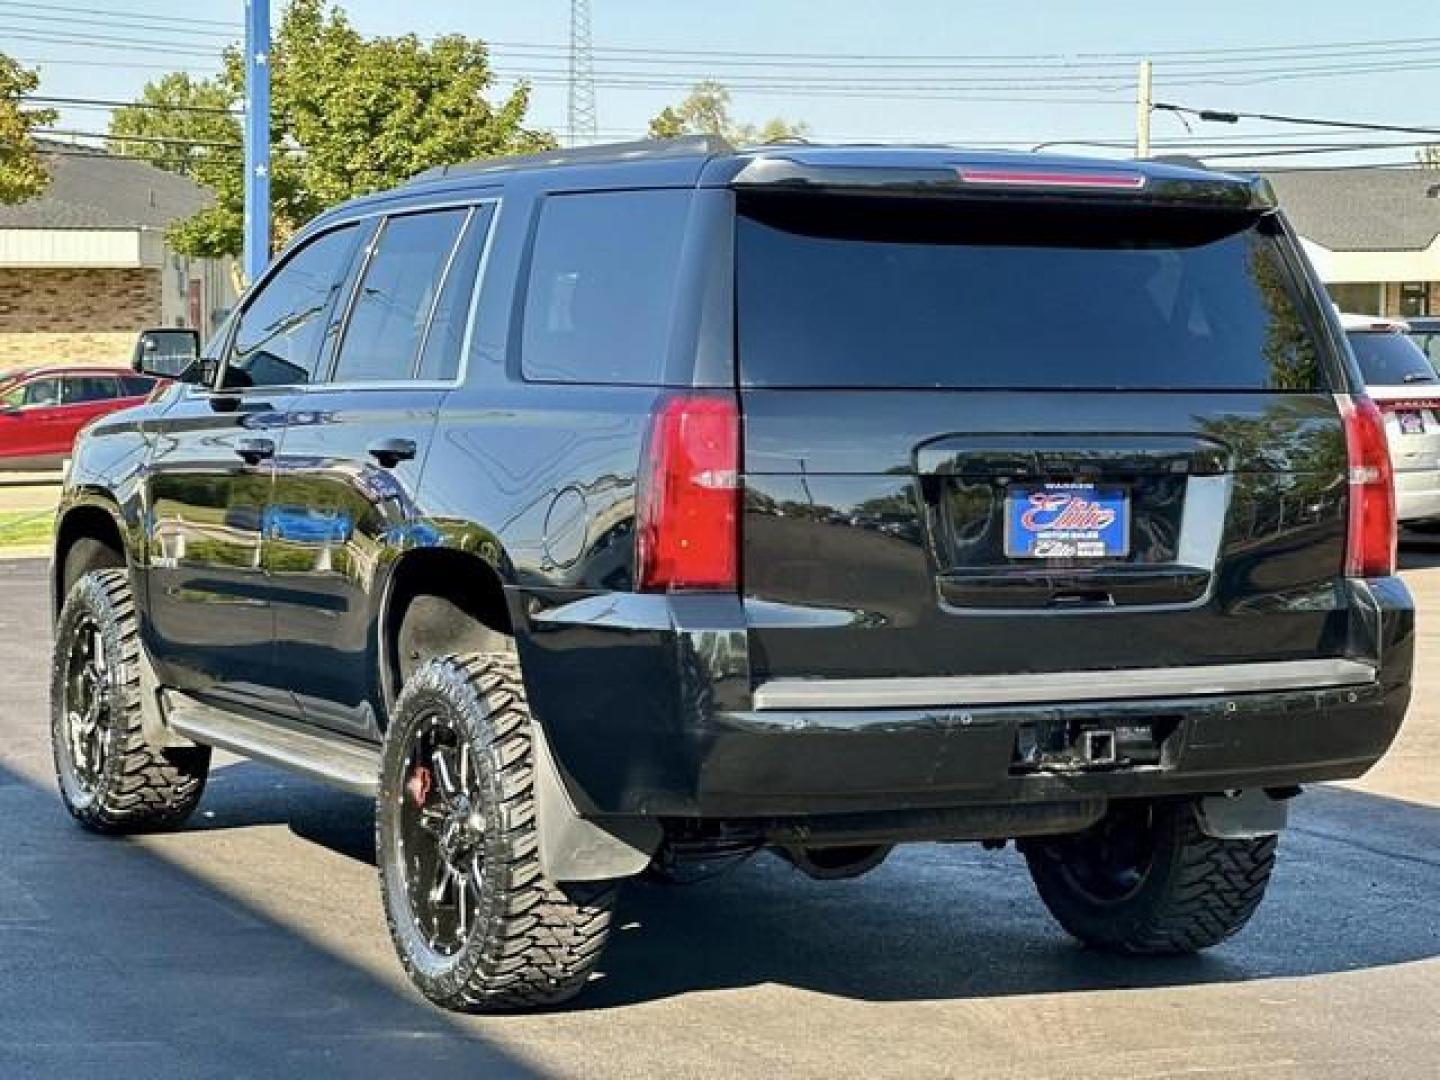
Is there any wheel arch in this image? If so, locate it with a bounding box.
[53,497,131,617]
[377,544,517,717]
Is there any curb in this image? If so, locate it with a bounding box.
[0,545,50,562]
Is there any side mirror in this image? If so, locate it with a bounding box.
[133,328,202,381]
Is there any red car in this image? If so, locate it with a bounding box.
[0,365,162,471]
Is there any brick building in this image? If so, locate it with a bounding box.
[1262,167,1440,319]
[0,142,236,372]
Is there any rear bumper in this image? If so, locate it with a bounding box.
[512,577,1413,822]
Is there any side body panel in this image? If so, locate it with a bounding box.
[141,389,296,714]
[269,387,445,735]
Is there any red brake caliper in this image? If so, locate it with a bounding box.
[406,764,433,807]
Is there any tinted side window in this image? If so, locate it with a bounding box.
[417,205,494,383]
[522,190,690,384]
[120,375,158,397]
[63,376,119,404]
[12,378,60,407]
[331,209,468,383]
[228,224,359,388]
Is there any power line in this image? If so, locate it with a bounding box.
[0,1,237,30]
[6,4,1440,76]
[15,141,244,166]
[12,23,1440,88]
[1193,141,1440,160]
[0,26,221,58]
[1155,103,1440,136]
[476,33,1440,64]
[24,95,243,117]
[0,8,236,42]
[12,55,222,72]
[38,127,243,151]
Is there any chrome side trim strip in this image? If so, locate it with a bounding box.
[752,659,1377,712]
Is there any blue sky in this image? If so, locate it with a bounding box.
[9,0,1440,166]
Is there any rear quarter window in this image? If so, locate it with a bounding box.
[520,189,691,385]
[738,194,1325,391]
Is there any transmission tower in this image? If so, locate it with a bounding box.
[568,0,598,145]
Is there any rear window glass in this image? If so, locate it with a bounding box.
[521,190,690,384]
[737,195,1323,391]
[1348,331,1437,386]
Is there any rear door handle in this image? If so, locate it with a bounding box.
[368,437,418,469]
[235,437,276,465]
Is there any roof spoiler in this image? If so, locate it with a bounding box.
[729,156,1277,210]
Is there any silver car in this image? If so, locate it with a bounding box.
[1342,313,1440,525]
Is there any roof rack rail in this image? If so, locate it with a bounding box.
[407,135,734,185]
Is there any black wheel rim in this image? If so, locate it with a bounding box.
[62,614,112,794]
[1052,802,1159,905]
[395,711,486,958]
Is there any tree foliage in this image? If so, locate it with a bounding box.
[108,73,240,177]
[648,82,808,146]
[0,51,56,204]
[108,0,554,260]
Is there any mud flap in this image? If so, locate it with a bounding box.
[531,721,662,882]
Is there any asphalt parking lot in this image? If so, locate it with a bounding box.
[2,553,1439,1080]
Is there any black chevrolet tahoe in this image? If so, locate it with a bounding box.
[49,138,1413,1012]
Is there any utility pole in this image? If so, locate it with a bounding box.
[243,0,272,286]
[1135,59,1153,159]
[568,0,598,146]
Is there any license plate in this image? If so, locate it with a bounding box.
[1398,410,1426,435]
[1005,482,1129,559]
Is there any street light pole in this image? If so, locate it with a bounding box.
[1136,59,1153,159]
[243,0,271,287]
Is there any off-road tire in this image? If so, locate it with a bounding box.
[1023,798,1277,955]
[377,652,619,1012]
[51,569,210,833]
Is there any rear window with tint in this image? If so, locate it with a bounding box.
[521,190,691,384]
[737,195,1323,391]
[1347,330,1436,386]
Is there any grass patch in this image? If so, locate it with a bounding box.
[0,510,54,549]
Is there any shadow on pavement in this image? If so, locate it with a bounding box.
[0,760,536,1079]
[190,760,1440,1012]
[6,553,1438,1038]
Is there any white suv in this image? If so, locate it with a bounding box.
[1342,313,1440,525]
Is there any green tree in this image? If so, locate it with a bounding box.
[648,82,807,145]
[109,0,554,262]
[108,72,241,177]
[0,52,55,204]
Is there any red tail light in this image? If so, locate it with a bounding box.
[637,394,740,591]
[1339,394,1396,578]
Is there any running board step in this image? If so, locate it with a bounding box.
[163,693,381,796]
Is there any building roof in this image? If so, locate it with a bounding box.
[0,141,212,231]
[1262,167,1440,253]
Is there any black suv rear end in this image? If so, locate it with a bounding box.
[525,150,1409,979]
[55,142,1411,1011]
[533,150,1409,816]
